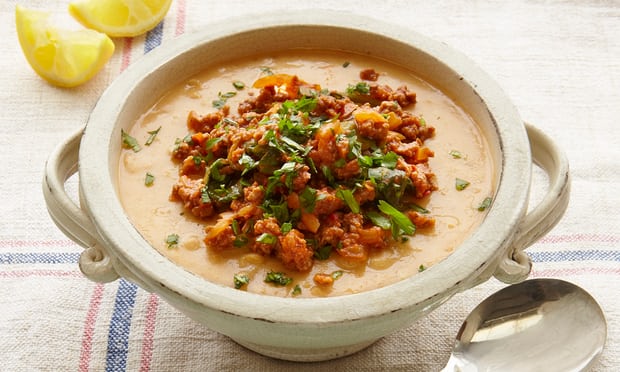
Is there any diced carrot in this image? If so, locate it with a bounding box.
[300,212,320,233]
[354,109,387,124]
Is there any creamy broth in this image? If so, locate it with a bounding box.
[118,50,495,297]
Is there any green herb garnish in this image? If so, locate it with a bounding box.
[212,91,237,109]
[121,129,141,152]
[336,188,360,213]
[256,233,277,245]
[455,178,470,191]
[366,211,392,230]
[292,284,302,296]
[233,273,250,289]
[259,66,274,76]
[204,137,222,150]
[477,197,493,211]
[232,81,245,90]
[346,81,370,95]
[299,186,317,213]
[377,200,416,237]
[145,126,161,146]
[332,270,344,280]
[280,222,293,234]
[314,245,333,260]
[264,271,293,286]
[144,172,155,186]
[165,233,179,249]
[449,150,463,159]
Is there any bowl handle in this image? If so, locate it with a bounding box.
[493,123,571,283]
[42,127,119,283]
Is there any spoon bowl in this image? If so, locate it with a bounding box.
[444,278,607,371]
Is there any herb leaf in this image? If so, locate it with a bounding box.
[144,172,155,186]
[314,245,332,260]
[264,271,293,286]
[377,200,416,236]
[145,126,161,146]
[233,273,250,289]
[455,178,470,191]
[256,233,277,245]
[166,233,179,249]
[212,91,237,109]
[121,129,141,152]
[477,197,493,211]
[292,284,302,296]
[366,211,392,230]
[336,188,360,213]
[299,186,317,213]
[204,137,222,150]
[232,81,245,90]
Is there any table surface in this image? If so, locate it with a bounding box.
[2,0,619,371]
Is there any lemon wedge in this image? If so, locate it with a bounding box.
[15,5,115,88]
[69,0,173,38]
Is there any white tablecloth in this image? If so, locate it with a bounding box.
[2,0,618,370]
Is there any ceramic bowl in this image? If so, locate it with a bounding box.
[43,12,570,362]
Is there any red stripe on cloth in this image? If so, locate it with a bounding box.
[532,267,620,277]
[0,240,76,248]
[79,283,105,372]
[175,0,186,36]
[539,233,619,244]
[120,38,133,72]
[0,270,82,278]
[139,294,160,372]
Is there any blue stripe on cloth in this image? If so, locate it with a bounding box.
[105,279,138,372]
[144,21,164,54]
[530,250,620,263]
[0,252,79,264]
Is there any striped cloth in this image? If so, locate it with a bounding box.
[1,1,618,371]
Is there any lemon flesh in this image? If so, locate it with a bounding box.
[69,0,173,38]
[15,5,115,88]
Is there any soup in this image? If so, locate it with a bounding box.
[118,50,495,297]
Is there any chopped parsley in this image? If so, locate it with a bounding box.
[121,129,141,152]
[233,273,250,289]
[212,91,237,109]
[259,66,274,76]
[232,80,245,90]
[144,172,155,186]
[346,81,370,95]
[292,285,302,296]
[145,126,161,146]
[165,233,179,249]
[449,150,463,159]
[256,233,277,245]
[377,200,416,238]
[455,178,470,191]
[331,270,344,280]
[204,137,222,150]
[264,271,293,286]
[477,197,493,211]
[314,245,333,260]
[336,188,360,213]
[418,264,426,272]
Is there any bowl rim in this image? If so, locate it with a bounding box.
[79,11,531,323]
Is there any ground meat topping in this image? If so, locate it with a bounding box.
[171,70,437,276]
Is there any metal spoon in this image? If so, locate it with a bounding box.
[443,278,607,372]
